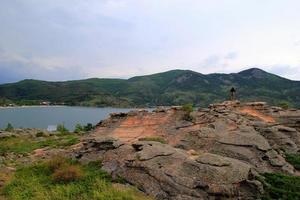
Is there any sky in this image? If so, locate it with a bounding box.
[0,0,300,83]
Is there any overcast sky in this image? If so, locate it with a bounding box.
[0,0,300,83]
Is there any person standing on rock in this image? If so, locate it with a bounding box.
[230,87,236,101]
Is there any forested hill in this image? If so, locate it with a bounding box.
[0,68,300,108]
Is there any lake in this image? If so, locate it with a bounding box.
[0,106,140,130]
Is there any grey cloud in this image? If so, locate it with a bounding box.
[1,0,300,83]
[0,50,84,83]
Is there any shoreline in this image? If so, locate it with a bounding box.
[0,105,154,110]
[0,105,66,109]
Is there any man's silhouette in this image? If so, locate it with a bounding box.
[230,87,236,101]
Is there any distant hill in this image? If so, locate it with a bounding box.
[0,68,300,108]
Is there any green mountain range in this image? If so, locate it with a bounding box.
[0,68,300,108]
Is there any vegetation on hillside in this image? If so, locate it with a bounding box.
[262,173,300,200]
[0,68,300,108]
[285,153,300,170]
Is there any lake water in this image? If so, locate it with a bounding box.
[0,106,139,130]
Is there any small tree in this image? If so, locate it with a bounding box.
[5,123,14,132]
[182,103,194,121]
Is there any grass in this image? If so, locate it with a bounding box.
[138,136,167,144]
[0,134,79,155]
[262,173,300,200]
[285,153,300,170]
[2,158,152,200]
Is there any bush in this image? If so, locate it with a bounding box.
[52,165,83,183]
[278,102,290,110]
[47,155,68,171]
[138,136,167,144]
[74,123,83,133]
[182,103,193,113]
[262,173,300,199]
[84,123,94,132]
[36,131,45,137]
[4,123,14,132]
[56,124,69,134]
[285,153,300,170]
[182,103,194,121]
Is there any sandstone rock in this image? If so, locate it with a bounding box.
[75,137,262,199]
[244,102,267,107]
[266,150,286,167]
[84,137,124,150]
[72,101,300,199]
[196,153,231,167]
[216,127,271,151]
[134,141,175,161]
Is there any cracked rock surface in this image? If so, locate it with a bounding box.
[71,101,300,199]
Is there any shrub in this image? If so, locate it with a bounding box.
[74,123,83,133]
[182,103,194,121]
[138,136,167,144]
[182,103,193,113]
[262,173,300,199]
[285,153,300,170]
[36,131,45,137]
[47,155,68,172]
[4,123,14,132]
[52,165,83,183]
[278,102,290,110]
[84,123,94,132]
[56,124,69,134]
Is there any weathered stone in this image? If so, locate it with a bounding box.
[196,153,231,167]
[86,137,124,150]
[266,150,286,167]
[72,101,300,199]
[134,141,175,161]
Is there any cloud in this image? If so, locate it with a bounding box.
[268,65,300,81]
[1,0,300,82]
[0,50,84,83]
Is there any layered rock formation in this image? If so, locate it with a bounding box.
[71,101,300,200]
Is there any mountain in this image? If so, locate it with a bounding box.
[0,68,300,107]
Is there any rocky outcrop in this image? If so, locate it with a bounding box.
[72,101,300,199]
[74,139,261,200]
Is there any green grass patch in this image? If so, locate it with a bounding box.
[285,153,300,170]
[262,173,300,200]
[0,134,79,154]
[2,158,152,200]
[138,136,167,144]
